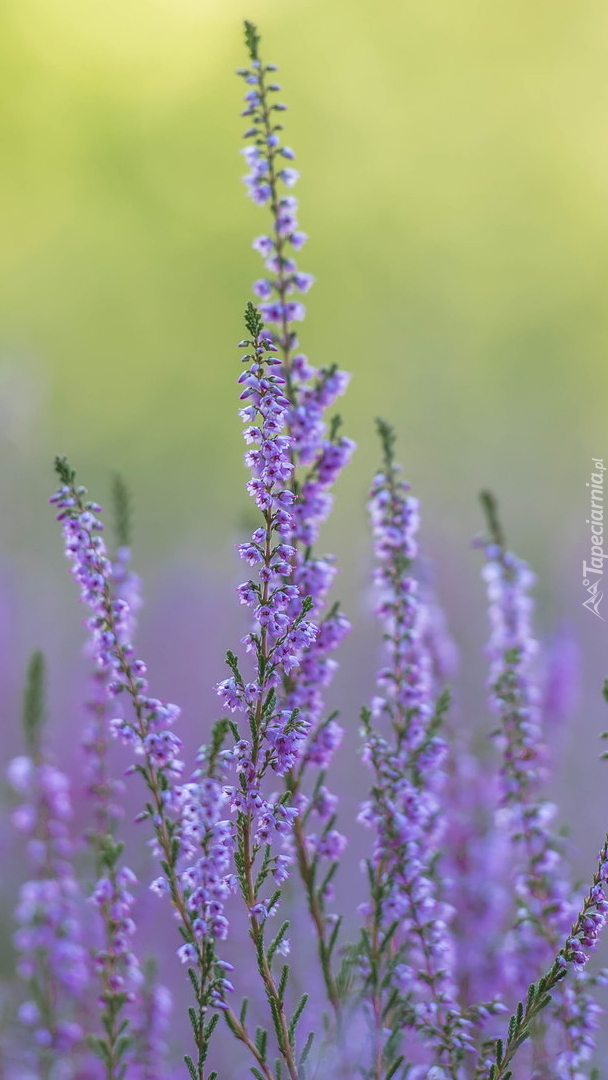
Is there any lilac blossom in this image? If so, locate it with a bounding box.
[81,537,162,1080]
[238,20,354,558]
[358,421,472,1078]
[238,20,355,1028]
[540,624,581,730]
[82,665,125,843]
[129,966,173,1080]
[442,745,512,1014]
[421,594,512,1011]
[237,20,354,555]
[8,657,90,1078]
[215,303,319,1080]
[480,835,608,1080]
[419,584,459,687]
[477,491,603,1076]
[88,862,143,1078]
[50,461,265,1080]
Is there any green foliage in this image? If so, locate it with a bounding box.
[54,455,76,486]
[21,650,46,757]
[328,412,342,441]
[225,651,243,684]
[204,1013,219,1043]
[111,472,132,549]
[385,1056,405,1080]
[277,964,289,1001]
[98,834,125,871]
[288,993,308,1045]
[485,963,569,1079]
[244,300,264,340]
[254,1025,268,1060]
[375,416,396,468]
[267,921,290,964]
[299,1032,314,1067]
[479,489,505,548]
[184,1055,198,1080]
[188,1006,200,1041]
[244,20,261,63]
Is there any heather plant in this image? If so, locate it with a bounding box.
[7,653,90,1078]
[4,19,608,1080]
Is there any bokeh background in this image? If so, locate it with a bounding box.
[2,0,608,1069]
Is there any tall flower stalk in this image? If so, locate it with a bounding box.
[237,21,355,1032]
[129,962,173,1080]
[358,421,472,1079]
[80,479,173,1080]
[8,652,90,1080]
[477,834,608,1080]
[50,459,265,1080]
[81,481,140,1080]
[477,491,604,1077]
[216,303,319,1080]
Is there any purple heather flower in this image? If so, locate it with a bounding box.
[238,42,357,1038]
[442,741,513,1015]
[8,752,89,1074]
[477,492,601,1071]
[304,718,343,768]
[259,299,306,324]
[129,975,173,1080]
[253,278,273,299]
[479,533,572,932]
[217,322,320,864]
[358,421,471,1074]
[211,339,315,1063]
[540,624,581,729]
[89,857,145,1068]
[177,943,198,964]
[51,462,236,1074]
[172,765,235,946]
[252,235,274,257]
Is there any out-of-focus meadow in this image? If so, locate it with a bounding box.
[2,0,608,1066]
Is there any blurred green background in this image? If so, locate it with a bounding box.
[5,0,608,759]
[2,0,608,565]
[2,0,608,714]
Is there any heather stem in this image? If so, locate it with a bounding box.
[479,833,608,1079]
[9,655,89,1079]
[239,25,354,1043]
[83,538,145,1080]
[233,321,300,1080]
[244,23,295,378]
[477,491,600,1073]
[288,788,342,1024]
[359,420,469,1077]
[94,842,133,1080]
[118,632,269,1080]
[52,466,274,1080]
[243,821,299,1080]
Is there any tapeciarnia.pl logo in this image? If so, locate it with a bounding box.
[583,458,606,619]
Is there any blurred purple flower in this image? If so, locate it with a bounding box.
[359,421,472,1074]
[8,753,90,1074]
